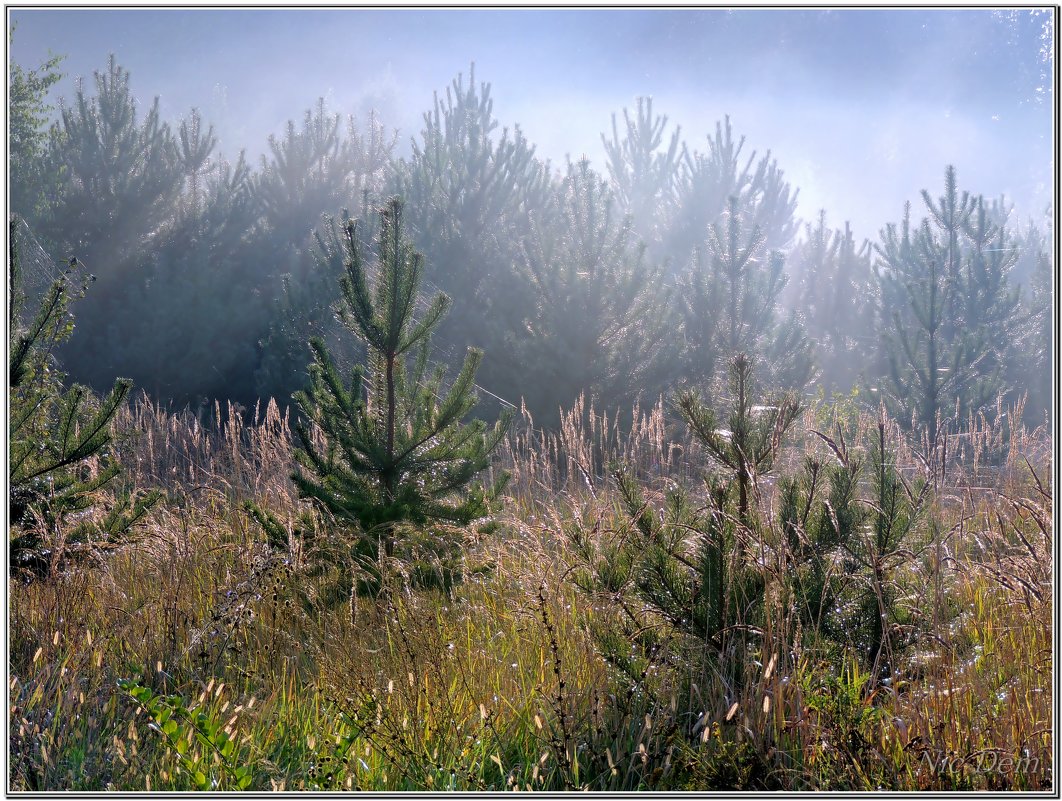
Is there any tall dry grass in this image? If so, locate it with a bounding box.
[8,389,1053,790]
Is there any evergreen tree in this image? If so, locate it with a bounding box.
[678,352,801,525]
[567,353,799,694]
[8,36,64,226]
[919,165,972,343]
[610,472,758,688]
[290,198,511,570]
[874,166,1022,443]
[972,203,1052,422]
[678,197,814,392]
[1014,218,1053,418]
[778,432,864,647]
[9,217,158,581]
[253,105,396,402]
[670,116,799,268]
[600,96,683,262]
[27,58,274,405]
[601,106,808,400]
[390,65,552,392]
[176,107,218,218]
[785,212,875,393]
[875,207,964,444]
[1005,207,1051,286]
[670,353,795,685]
[116,151,268,405]
[959,196,1021,396]
[855,418,925,675]
[40,65,277,407]
[254,203,374,406]
[778,416,926,677]
[45,55,182,262]
[602,107,799,277]
[41,56,184,393]
[505,158,673,423]
[255,100,394,253]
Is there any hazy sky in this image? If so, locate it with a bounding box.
[9,7,1055,241]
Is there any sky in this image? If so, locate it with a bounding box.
[8,7,1056,242]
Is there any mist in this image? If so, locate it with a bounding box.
[7,6,1055,421]
[11,8,1053,239]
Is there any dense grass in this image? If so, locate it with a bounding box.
[8,393,1052,791]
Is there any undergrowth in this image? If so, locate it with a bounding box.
[8,393,1052,791]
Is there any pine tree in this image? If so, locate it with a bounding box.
[778,433,864,645]
[785,212,876,393]
[8,36,64,225]
[505,158,673,423]
[1014,218,1053,418]
[389,65,551,392]
[856,418,925,676]
[567,353,799,694]
[678,352,801,525]
[877,220,963,445]
[874,166,1022,443]
[117,151,268,405]
[254,203,374,406]
[678,197,814,392]
[176,107,218,218]
[40,56,184,393]
[670,116,799,267]
[919,165,972,343]
[602,107,800,277]
[616,474,755,671]
[9,217,158,580]
[778,415,926,677]
[600,96,683,261]
[669,352,797,687]
[959,196,1021,403]
[45,56,182,262]
[290,198,511,572]
[253,105,396,402]
[255,100,394,253]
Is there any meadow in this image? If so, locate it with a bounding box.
[8,391,1052,791]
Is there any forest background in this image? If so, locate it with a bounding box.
[8,8,1055,428]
